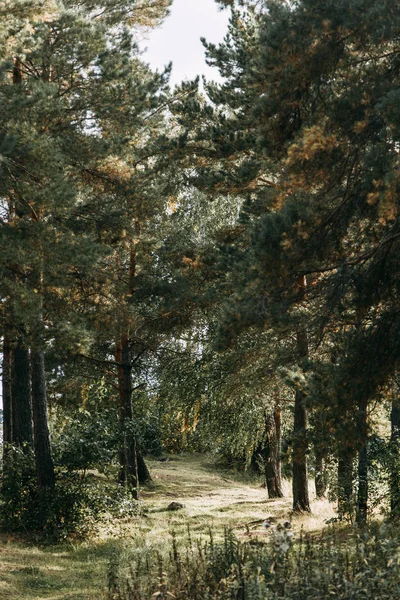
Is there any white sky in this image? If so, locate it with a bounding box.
[142,0,230,86]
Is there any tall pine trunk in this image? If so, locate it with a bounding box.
[2,335,12,449]
[12,339,33,448]
[390,396,400,518]
[337,448,354,518]
[31,350,55,490]
[2,335,13,492]
[264,409,283,498]
[116,337,151,499]
[292,276,310,512]
[356,397,368,525]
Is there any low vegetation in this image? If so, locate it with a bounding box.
[2,455,399,600]
[109,524,400,600]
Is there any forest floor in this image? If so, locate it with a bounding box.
[0,454,337,600]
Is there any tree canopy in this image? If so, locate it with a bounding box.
[1,0,400,534]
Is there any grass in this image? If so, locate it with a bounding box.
[0,454,337,599]
[0,536,123,600]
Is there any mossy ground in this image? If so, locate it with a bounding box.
[0,454,337,599]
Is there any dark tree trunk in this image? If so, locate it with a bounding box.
[390,396,400,518]
[12,339,33,448]
[292,383,310,512]
[31,350,55,490]
[264,410,283,498]
[356,398,368,526]
[315,446,328,498]
[13,57,22,85]
[337,448,354,518]
[292,276,310,512]
[2,335,13,448]
[2,335,13,493]
[116,337,151,498]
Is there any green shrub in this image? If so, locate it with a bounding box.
[52,408,119,473]
[0,447,141,541]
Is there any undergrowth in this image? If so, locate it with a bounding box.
[108,523,400,600]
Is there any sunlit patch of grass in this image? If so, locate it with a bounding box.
[0,536,123,600]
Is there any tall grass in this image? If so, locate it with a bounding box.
[108,523,400,600]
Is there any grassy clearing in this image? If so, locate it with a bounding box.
[0,536,122,600]
[0,454,337,599]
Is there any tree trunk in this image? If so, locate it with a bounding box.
[315,446,327,498]
[13,57,22,85]
[292,276,310,512]
[31,350,55,490]
[390,396,400,518]
[116,337,151,498]
[2,335,13,493]
[12,339,33,448]
[292,383,310,512]
[264,410,283,498]
[337,448,354,518]
[2,335,13,449]
[356,398,368,526]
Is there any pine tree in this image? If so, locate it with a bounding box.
[0,0,174,505]
[179,0,400,515]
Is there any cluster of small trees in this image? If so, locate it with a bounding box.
[1,0,400,532]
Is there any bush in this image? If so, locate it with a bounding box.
[52,408,119,473]
[0,447,141,541]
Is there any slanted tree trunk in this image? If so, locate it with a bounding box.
[356,397,368,525]
[264,410,283,498]
[31,350,55,490]
[292,276,310,513]
[2,335,13,450]
[12,339,33,448]
[390,396,400,518]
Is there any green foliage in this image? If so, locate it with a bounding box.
[0,447,141,541]
[109,524,400,600]
[52,408,119,472]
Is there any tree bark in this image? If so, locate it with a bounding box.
[12,339,33,448]
[337,448,354,518]
[356,397,368,526]
[116,337,151,498]
[264,410,283,498]
[292,383,310,512]
[292,276,310,512]
[13,57,22,85]
[390,396,400,518]
[2,335,13,493]
[31,350,55,489]
[2,335,13,448]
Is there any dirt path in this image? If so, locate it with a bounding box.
[139,455,335,537]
